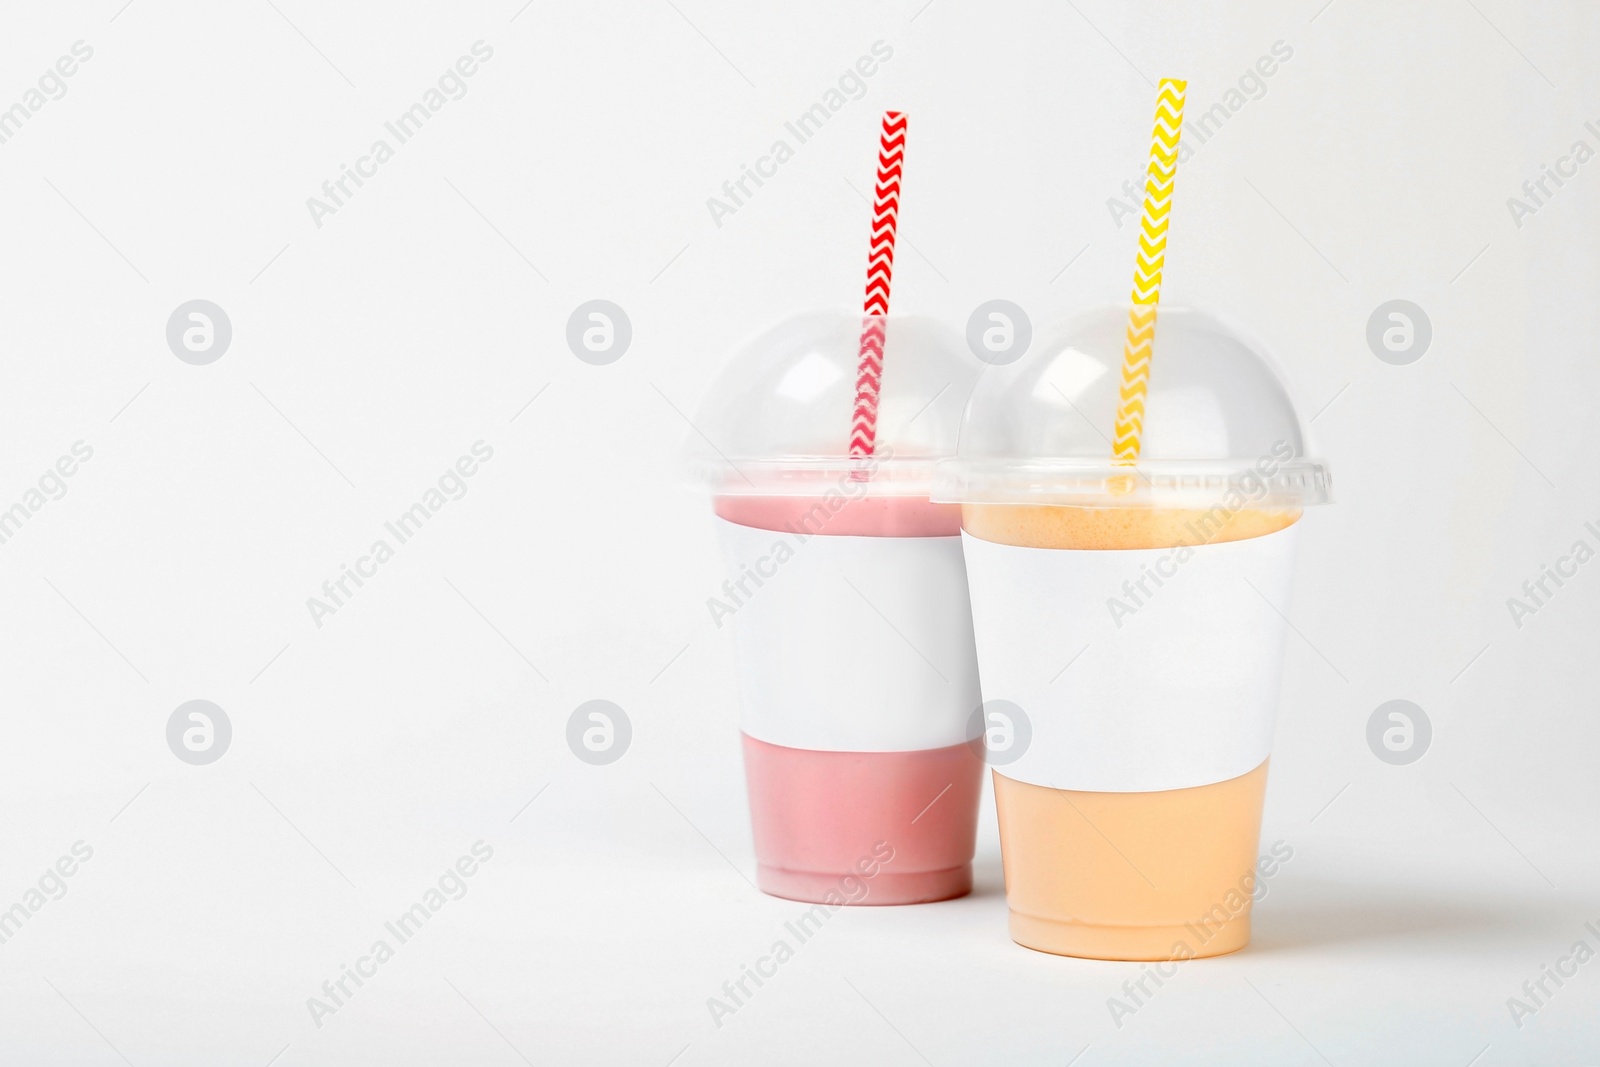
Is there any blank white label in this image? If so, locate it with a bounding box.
[961,524,1300,792]
[715,517,981,752]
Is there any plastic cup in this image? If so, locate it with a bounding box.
[690,313,986,905]
[934,307,1332,957]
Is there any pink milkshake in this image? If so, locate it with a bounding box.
[693,313,984,905]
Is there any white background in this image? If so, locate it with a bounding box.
[1,1,1597,1064]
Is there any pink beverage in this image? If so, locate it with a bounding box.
[692,314,984,905]
[717,494,982,903]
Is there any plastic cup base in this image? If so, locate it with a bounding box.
[1008,911,1250,961]
[741,734,983,907]
[756,863,972,906]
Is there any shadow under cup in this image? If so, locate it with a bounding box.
[964,503,1299,960]
[717,495,984,906]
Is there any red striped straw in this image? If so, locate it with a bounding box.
[848,110,907,461]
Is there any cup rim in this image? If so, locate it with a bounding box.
[930,457,1333,508]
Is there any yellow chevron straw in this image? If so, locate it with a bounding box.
[1112,78,1187,470]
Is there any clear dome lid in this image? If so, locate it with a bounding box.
[689,312,980,497]
[933,306,1332,508]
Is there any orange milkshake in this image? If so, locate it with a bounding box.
[966,503,1297,959]
[934,304,1333,962]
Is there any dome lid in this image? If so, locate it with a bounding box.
[689,312,980,497]
[933,306,1332,508]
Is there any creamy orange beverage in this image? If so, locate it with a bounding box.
[934,305,1333,961]
[967,503,1297,959]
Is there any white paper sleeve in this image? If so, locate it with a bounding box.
[714,517,981,752]
[961,524,1299,793]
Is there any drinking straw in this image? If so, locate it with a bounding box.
[1111,79,1187,466]
[849,110,907,461]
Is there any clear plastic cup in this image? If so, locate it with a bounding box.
[690,313,986,905]
[934,306,1332,957]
